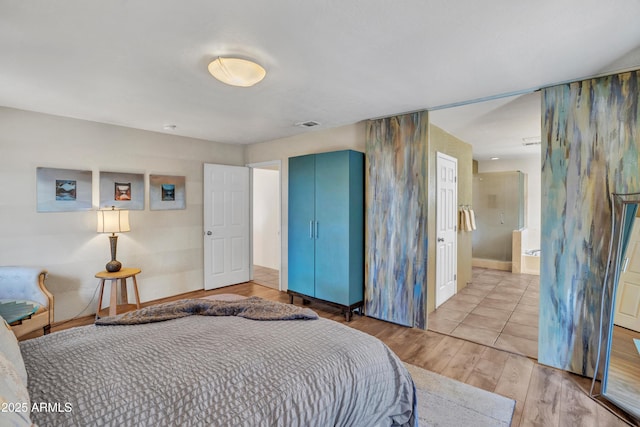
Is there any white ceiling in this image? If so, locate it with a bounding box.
[2,1,640,157]
[430,92,542,161]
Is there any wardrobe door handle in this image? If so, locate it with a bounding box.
[315,221,319,239]
[309,221,314,239]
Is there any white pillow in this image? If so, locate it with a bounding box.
[0,351,32,426]
[0,315,28,386]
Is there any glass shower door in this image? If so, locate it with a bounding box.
[472,171,524,262]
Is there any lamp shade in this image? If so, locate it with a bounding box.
[97,208,130,234]
[207,57,266,87]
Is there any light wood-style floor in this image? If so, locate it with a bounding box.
[37,281,638,427]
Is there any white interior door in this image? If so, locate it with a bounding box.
[203,164,250,290]
[436,152,457,308]
[614,218,640,332]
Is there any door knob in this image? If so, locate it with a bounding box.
[206,231,212,236]
[437,238,444,242]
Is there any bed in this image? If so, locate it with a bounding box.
[3,297,416,426]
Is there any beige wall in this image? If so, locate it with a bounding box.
[245,122,366,291]
[1,108,469,322]
[427,125,473,314]
[0,107,244,321]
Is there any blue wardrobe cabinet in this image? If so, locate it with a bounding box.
[287,150,364,321]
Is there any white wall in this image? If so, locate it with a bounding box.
[478,155,541,250]
[252,168,280,270]
[0,107,244,321]
[245,122,366,291]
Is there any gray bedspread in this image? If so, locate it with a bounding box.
[20,314,415,426]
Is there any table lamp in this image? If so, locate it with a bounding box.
[97,206,130,272]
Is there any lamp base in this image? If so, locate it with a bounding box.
[106,260,122,273]
[106,235,122,272]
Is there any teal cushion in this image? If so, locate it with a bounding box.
[0,300,39,324]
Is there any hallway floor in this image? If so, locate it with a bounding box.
[252,265,280,290]
[428,267,539,359]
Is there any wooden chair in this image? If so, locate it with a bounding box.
[0,267,54,339]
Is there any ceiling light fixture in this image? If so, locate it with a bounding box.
[490,157,500,160]
[207,57,266,87]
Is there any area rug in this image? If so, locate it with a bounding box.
[404,363,515,427]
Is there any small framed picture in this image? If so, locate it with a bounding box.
[56,180,77,201]
[37,167,92,212]
[150,175,186,210]
[161,184,176,201]
[114,182,132,201]
[100,172,144,210]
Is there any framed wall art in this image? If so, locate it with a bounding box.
[99,171,144,210]
[36,167,93,212]
[149,174,186,210]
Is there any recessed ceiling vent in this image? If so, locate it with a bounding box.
[522,136,541,146]
[296,121,320,128]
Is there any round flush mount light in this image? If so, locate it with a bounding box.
[207,57,266,87]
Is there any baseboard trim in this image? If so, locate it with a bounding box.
[472,258,512,271]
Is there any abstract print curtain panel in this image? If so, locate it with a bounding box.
[365,111,428,329]
[540,71,640,376]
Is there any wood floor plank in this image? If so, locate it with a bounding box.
[465,346,512,392]
[413,334,465,374]
[389,328,445,363]
[439,340,486,382]
[596,400,634,427]
[494,354,535,399]
[561,368,639,426]
[465,347,510,393]
[480,346,510,365]
[465,358,503,392]
[494,353,535,427]
[521,364,563,427]
[559,372,600,427]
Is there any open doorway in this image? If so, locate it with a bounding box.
[427,91,542,359]
[250,161,281,290]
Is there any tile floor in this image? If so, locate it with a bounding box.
[252,265,280,290]
[428,267,540,359]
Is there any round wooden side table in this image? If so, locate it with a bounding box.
[95,268,142,319]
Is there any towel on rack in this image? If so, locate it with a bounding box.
[459,209,467,231]
[464,208,472,231]
[458,207,475,231]
[469,208,477,230]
